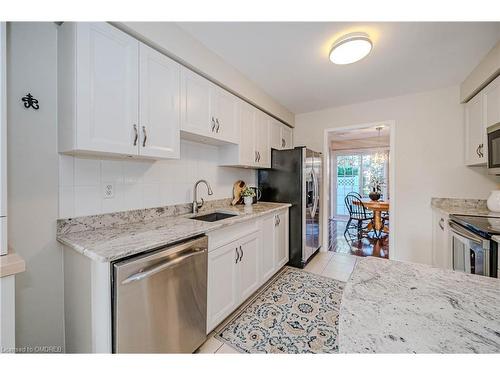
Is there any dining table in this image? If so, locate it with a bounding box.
[353,199,389,236]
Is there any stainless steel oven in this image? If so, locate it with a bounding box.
[487,123,500,174]
[448,219,497,278]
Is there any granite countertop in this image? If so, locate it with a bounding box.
[57,202,291,262]
[339,257,500,353]
[431,197,500,217]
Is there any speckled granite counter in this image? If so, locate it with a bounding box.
[431,197,500,217]
[339,257,500,353]
[57,202,291,262]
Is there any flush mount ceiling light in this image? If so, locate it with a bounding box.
[329,33,372,65]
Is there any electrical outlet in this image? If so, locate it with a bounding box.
[103,183,114,199]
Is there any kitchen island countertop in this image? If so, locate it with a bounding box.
[339,257,500,353]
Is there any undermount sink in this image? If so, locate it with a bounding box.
[190,212,238,222]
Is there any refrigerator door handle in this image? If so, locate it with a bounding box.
[311,170,319,218]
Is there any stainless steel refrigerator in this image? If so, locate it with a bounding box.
[258,147,322,268]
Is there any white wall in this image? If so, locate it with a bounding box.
[60,140,256,218]
[115,22,294,126]
[7,22,258,352]
[7,22,65,351]
[294,85,500,265]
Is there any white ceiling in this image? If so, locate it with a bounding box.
[177,22,500,114]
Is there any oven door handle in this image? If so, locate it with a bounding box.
[448,221,489,248]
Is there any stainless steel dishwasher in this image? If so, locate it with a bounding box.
[112,236,208,353]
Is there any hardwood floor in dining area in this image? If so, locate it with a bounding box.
[328,218,389,258]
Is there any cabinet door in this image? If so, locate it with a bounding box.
[255,112,270,167]
[281,125,293,150]
[432,211,450,269]
[464,93,485,166]
[207,242,239,332]
[275,210,289,269]
[270,120,282,150]
[260,215,276,282]
[76,22,139,156]
[139,44,180,159]
[483,75,500,129]
[180,68,212,137]
[212,87,238,143]
[238,232,260,302]
[239,102,256,166]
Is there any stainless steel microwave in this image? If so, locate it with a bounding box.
[487,123,500,174]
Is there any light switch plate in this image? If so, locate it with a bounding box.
[103,183,114,199]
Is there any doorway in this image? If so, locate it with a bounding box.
[323,122,395,259]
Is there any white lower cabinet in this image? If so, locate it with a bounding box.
[431,210,451,270]
[274,210,289,268]
[260,214,276,281]
[237,232,261,302]
[207,241,239,332]
[206,208,289,333]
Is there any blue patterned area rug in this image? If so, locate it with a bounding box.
[218,267,345,353]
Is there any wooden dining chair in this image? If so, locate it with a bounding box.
[343,193,374,242]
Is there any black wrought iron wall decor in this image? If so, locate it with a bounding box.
[21,93,39,110]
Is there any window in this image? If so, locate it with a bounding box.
[332,150,389,217]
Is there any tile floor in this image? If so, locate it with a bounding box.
[195,251,359,354]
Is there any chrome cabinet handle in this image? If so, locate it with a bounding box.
[216,118,220,133]
[239,246,243,262]
[282,138,285,148]
[133,124,138,146]
[277,216,281,225]
[235,248,239,264]
[479,144,484,158]
[142,126,147,147]
[255,151,258,162]
[211,117,216,132]
[439,218,444,231]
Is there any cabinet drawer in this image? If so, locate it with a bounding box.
[208,219,259,251]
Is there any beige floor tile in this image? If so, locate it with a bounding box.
[331,253,358,266]
[323,258,355,274]
[215,344,240,354]
[321,267,352,282]
[195,336,224,354]
[304,260,327,275]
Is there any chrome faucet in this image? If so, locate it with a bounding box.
[192,179,213,214]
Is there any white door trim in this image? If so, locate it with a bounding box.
[322,121,396,260]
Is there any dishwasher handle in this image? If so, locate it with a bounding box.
[121,249,205,285]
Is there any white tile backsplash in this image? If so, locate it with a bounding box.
[58,140,256,218]
[74,157,101,186]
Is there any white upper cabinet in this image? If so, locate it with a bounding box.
[211,86,238,143]
[238,102,257,166]
[464,93,485,166]
[254,111,271,168]
[219,103,272,168]
[282,125,293,150]
[483,75,500,129]
[180,67,238,144]
[139,44,180,159]
[59,22,140,156]
[464,75,500,167]
[180,68,212,137]
[270,119,294,150]
[58,22,180,159]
